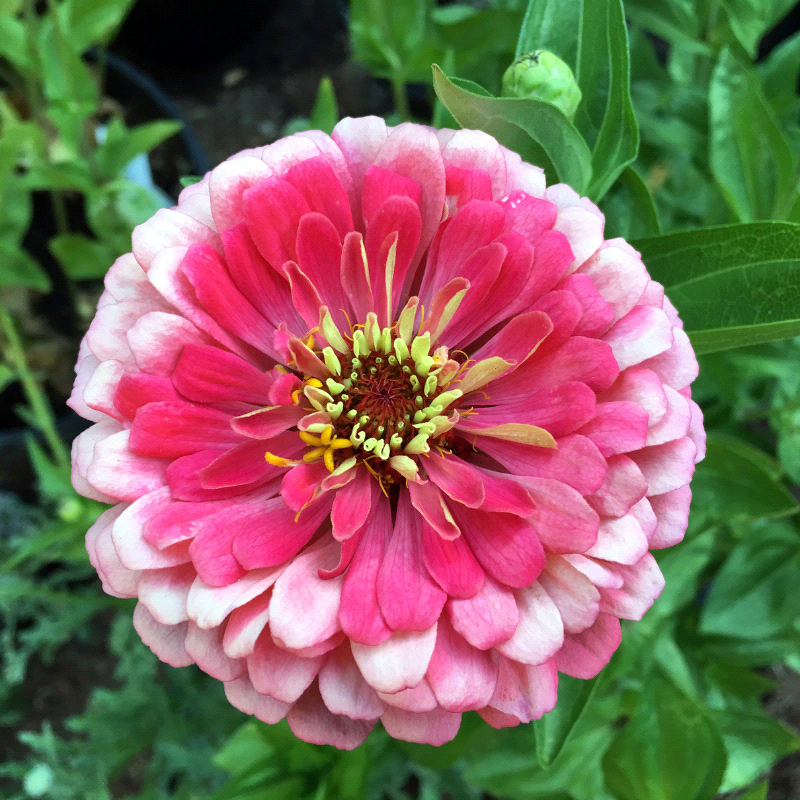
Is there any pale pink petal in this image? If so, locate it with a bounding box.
[597,553,665,620]
[269,539,344,651]
[380,705,462,746]
[137,563,195,625]
[351,625,438,694]
[318,644,386,719]
[448,576,519,649]
[185,622,246,681]
[132,602,193,667]
[427,617,497,712]
[247,631,324,703]
[378,679,438,712]
[287,683,376,750]
[539,554,601,634]
[223,592,273,659]
[224,675,290,723]
[496,583,564,665]
[648,485,692,548]
[555,613,622,679]
[489,657,558,723]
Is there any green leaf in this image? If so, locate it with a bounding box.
[709,49,796,222]
[736,781,768,800]
[633,221,800,353]
[533,674,598,767]
[758,29,800,121]
[711,708,800,792]
[602,674,726,800]
[432,65,592,192]
[48,233,113,280]
[65,0,137,51]
[718,0,798,58]
[95,118,182,178]
[308,76,339,135]
[0,237,50,291]
[700,520,800,639]
[37,16,98,108]
[625,0,711,56]
[0,14,30,69]
[690,434,798,530]
[600,166,660,240]
[515,0,638,200]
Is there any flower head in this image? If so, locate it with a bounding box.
[70,118,704,749]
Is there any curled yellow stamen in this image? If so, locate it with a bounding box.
[306,378,323,389]
[323,448,335,473]
[265,452,298,467]
[299,431,323,447]
[303,447,326,463]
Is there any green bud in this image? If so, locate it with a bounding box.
[501,51,582,120]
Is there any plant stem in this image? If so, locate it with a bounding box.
[391,74,410,122]
[0,306,70,472]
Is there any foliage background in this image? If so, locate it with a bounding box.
[1,0,800,798]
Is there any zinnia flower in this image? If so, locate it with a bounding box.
[70,118,704,749]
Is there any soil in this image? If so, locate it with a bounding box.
[2,0,800,797]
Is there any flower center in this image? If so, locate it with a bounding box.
[294,318,464,476]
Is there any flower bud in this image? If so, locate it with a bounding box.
[501,50,582,120]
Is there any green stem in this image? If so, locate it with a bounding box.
[0,306,70,472]
[391,74,410,122]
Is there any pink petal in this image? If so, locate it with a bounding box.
[378,679,437,712]
[424,452,484,508]
[127,311,211,377]
[377,493,447,631]
[538,554,601,634]
[641,328,698,390]
[351,624,438,694]
[477,433,607,496]
[427,617,497,712]
[172,344,274,405]
[420,519,485,598]
[597,552,665,620]
[243,176,310,269]
[269,539,344,651]
[602,306,673,370]
[448,575,519,649]
[443,129,507,199]
[577,401,649,457]
[187,566,283,629]
[629,437,697,496]
[137,563,195,625]
[287,682,376,750]
[332,465,379,540]
[648,485,692,548]
[576,242,649,324]
[200,436,299,490]
[454,505,544,589]
[221,222,306,339]
[380,705,462,746]
[339,495,393,645]
[184,622,246,681]
[489,657,558,723]
[646,385,691,446]
[560,273,615,337]
[496,582,564,665]
[231,494,334,570]
[555,613,622,679]
[224,675,290,723]
[112,488,192,570]
[318,644,386,719]
[132,207,219,272]
[87,429,168,502]
[114,372,181,421]
[585,454,647,517]
[517,475,599,553]
[598,366,667,426]
[585,513,649,565]
[223,592,273,659]
[130,401,239,459]
[247,630,324,703]
[284,155,354,239]
[208,154,273,231]
[408,480,460,540]
[133,602,193,667]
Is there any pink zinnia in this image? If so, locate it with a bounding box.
[70,118,704,749]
